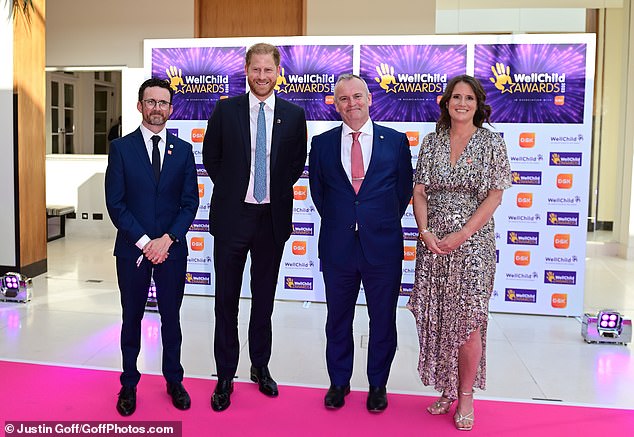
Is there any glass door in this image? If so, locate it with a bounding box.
[50,77,75,154]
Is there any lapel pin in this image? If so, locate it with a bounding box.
[169,144,174,149]
[276,119,282,124]
[380,135,384,139]
[168,150,172,155]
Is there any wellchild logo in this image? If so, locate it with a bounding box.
[189,219,210,233]
[291,223,314,236]
[403,227,419,241]
[489,62,566,95]
[550,152,582,167]
[547,195,582,206]
[547,212,579,227]
[275,68,336,94]
[544,254,578,265]
[196,164,208,177]
[284,276,313,290]
[507,213,541,224]
[293,206,316,214]
[185,272,211,285]
[544,270,577,285]
[505,271,539,281]
[399,283,414,296]
[507,231,539,246]
[284,260,315,270]
[166,65,230,94]
[505,288,537,303]
[550,134,584,145]
[373,62,447,94]
[187,255,213,264]
[509,154,544,165]
[511,171,542,185]
[300,166,310,179]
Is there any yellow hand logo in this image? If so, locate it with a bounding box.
[489,63,513,93]
[374,63,396,92]
[275,67,287,92]
[166,66,184,93]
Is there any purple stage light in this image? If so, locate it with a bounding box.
[597,310,623,338]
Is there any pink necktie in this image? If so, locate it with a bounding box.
[351,131,364,194]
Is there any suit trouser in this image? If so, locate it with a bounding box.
[117,257,187,387]
[212,204,284,379]
[322,234,402,388]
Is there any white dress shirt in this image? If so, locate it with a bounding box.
[135,125,168,250]
[245,92,275,204]
[340,118,373,184]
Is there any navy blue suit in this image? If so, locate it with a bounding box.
[202,93,307,379]
[105,128,198,387]
[309,123,412,387]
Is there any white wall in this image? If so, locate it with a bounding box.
[46,0,194,68]
[436,8,587,33]
[46,155,115,238]
[0,8,16,266]
[306,0,436,35]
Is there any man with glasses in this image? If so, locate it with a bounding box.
[105,77,199,416]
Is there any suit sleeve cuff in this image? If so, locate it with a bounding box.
[136,235,151,250]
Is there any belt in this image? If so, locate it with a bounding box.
[243,202,271,210]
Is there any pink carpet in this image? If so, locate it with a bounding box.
[1,360,632,436]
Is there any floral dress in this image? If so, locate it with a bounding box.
[407,127,511,398]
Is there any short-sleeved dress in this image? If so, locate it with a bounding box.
[407,127,511,399]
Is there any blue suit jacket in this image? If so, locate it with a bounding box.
[202,93,307,245]
[105,128,199,260]
[309,123,413,266]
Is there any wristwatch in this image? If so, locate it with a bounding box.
[167,233,178,243]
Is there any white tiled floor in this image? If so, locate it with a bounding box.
[1,232,633,409]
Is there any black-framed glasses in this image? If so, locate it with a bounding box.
[142,99,171,110]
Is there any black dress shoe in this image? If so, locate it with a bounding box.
[250,365,279,397]
[116,386,136,416]
[324,385,350,409]
[166,381,191,410]
[211,378,234,412]
[367,386,388,413]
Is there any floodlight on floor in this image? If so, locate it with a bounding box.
[582,310,632,345]
[145,276,158,312]
[0,272,33,302]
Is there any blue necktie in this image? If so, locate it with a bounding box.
[254,102,267,202]
[151,135,161,181]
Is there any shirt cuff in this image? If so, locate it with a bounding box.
[136,235,151,250]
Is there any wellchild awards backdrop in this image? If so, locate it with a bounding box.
[144,33,595,317]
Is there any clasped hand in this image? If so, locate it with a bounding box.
[421,230,468,255]
[142,234,172,265]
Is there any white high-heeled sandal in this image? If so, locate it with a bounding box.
[426,394,454,415]
[454,391,474,431]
